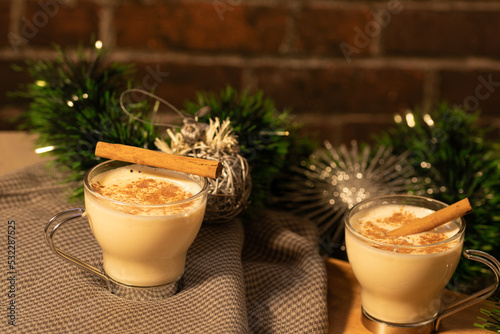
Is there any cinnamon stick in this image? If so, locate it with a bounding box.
[95,141,222,179]
[386,198,472,236]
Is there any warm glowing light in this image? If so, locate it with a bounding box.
[35,146,55,154]
[394,114,402,123]
[423,114,434,126]
[95,40,103,49]
[405,112,416,127]
[420,161,431,169]
[258,130,289,136]
[67,100,74,107]
[35,80,46,87]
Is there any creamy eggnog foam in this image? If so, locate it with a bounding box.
[84,164,207,287]
[346,203,463,324]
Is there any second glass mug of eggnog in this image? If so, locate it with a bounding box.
[345,195,499,334]
[45,160,209,300]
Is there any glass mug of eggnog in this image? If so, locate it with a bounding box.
[345,195,499,334]
[45,159,208,300]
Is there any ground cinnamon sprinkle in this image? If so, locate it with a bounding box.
[358,206,453,254]
[91,177,194,215]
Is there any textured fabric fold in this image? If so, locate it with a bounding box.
[0,163,328,334]
[243,211,329,333]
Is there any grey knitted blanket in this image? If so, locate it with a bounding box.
[0,163,328,333]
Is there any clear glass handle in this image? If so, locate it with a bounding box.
[44,208,111,289]
[44,208,181,300]
[435,249,500,331]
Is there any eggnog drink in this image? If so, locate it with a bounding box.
[345,197,464,324]
[84,162,207,287]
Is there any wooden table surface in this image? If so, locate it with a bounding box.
[1,131,493,333]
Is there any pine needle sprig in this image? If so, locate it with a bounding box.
[183,86,315,209]
[14,45,158,200]
[475,298,500,332]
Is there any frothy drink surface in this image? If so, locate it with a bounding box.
[90,164,201,215]
[346,203,463,324]
[352,204,459,253]
[85,164,206,286]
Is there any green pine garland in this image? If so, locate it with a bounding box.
[375,103,500,292]
[475,298,500,332]
[183,86,315,209]
[14,45,158,200]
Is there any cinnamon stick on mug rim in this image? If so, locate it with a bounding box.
[95,141,223,179]
[386,198,472,237]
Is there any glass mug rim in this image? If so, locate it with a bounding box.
[84,159,209,210]
[344,194,466,251]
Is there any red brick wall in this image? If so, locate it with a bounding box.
[1,0,500,145]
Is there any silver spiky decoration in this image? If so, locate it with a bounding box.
[280,140,421,256]
[155,117,252,224]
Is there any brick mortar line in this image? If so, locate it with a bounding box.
[347,57,500,71]
[279,1,301,54]
[167,0,500,10]
[422,70,440,113]
[2,48,500,72]
[382,1,500,11]
[110,52,500,72]
[189,0,302,6]
[98,4,116,48]
[0,48,59,60]
[103,0,303,8]
[261,0,500,10]
[8,0,24,36]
